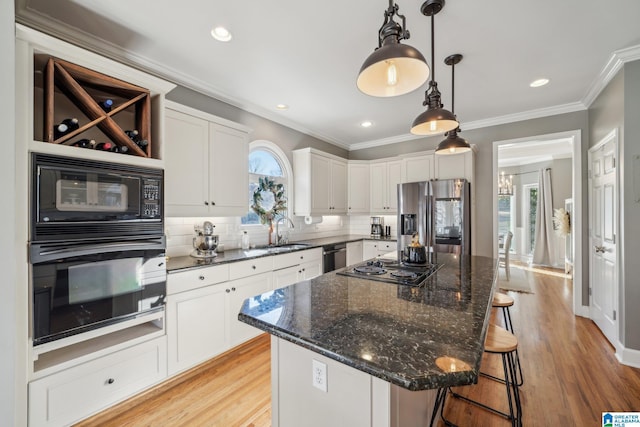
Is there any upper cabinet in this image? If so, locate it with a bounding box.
[347,161,370,215]
[293,148,348,216]
[403,152,434,183]
[370,159,402,214]
[18,25,175,167]
[164,102,250,217]
[434,150,475,182]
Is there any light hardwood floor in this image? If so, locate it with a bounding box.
[77,266,640,426]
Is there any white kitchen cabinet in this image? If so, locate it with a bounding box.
[370,159,402,214]
[227,272,273,348]
[403,152,434,183]
[166,283,228,376]
[273,248,323,287]
[434,149,474,182]
[346,241,364,266]
[293,148,348,216]
[363,240,396,260]
[165,103,250,217]
[348,161,370,214]
[29,336,166,427]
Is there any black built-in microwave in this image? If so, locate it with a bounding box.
[31,153,163,242]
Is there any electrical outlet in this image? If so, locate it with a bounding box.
[312,359,327,392]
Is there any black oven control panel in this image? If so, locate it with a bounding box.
[143,180,161,218]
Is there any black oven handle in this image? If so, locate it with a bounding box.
[30,237,166,264]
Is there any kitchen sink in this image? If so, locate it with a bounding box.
[254,243,311,254]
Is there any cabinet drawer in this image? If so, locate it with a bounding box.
[229,256,273,280]
[167,264,230,295]
[29,336,167,427]
[273,248,320,270]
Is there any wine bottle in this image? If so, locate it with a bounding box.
[98,99,113,112]
[124,130,140,142]
[136,139,149,149]
[119,145,131,155]
[110,145,121,153]
[94,142,113,151]
[53,118,79,139]
[71,138,96,149]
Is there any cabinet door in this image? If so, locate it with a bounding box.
[273,266,300,289]
[348,163,370,214]
[299,259,322,280]
[164,109,210,216]
[166,284,227,375]
[330,160,348,213]
[377,241,396,256]
[227,272,273,348]
[209,123,249,216]
[404,154,434,183]
[363,241,379,260]
[311,154,331,213]
[434,150,473,181]
[369,163,387,213]
[346,241,364,266]
[386,160,403,213]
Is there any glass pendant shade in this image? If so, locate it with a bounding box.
[357,43,429,97]
[435,129,471,154]
[410,107,458,135]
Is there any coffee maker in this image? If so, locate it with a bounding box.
[370,216,384,237]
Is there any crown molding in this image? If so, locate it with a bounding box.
[582,44,640,108]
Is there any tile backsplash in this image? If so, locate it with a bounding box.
[165,214,397,257]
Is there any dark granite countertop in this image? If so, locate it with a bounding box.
[167,234,396,272]
[238,252,497,391]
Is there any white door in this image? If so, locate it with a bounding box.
[589,130,618,347]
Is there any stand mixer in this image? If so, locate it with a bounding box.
[191,221,219,258]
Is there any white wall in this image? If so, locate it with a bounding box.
[1,0,17,424]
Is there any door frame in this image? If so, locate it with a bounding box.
[492,130,585,317]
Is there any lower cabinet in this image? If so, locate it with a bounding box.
[346,241,364,266]
[363,241,396,260]
[166,283,227,375]
[29,336,167,427]
[227,272,273,348]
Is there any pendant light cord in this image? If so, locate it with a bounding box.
[451,59,455,114]
[430,14,435,84]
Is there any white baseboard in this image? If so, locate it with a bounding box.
[574,305,590,318]
[616,343,640,368]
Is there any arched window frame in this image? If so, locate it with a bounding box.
[241,140,294,227]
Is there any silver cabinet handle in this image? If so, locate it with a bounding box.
[594,245,606,253]
[252,265,256,269]
[231,287,236,291]
[226,289,231,293]
[107,378,115,385]
[199,275,205,280]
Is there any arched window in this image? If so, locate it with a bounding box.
[241,141,293,225]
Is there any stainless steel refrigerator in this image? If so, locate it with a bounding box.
[397,179,471,259]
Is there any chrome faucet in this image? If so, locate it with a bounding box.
[275,216,295,245]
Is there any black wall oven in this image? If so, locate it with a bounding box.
[29,153,167,346]
[31,241,166,346]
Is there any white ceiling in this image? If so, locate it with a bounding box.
[15,0,640,150]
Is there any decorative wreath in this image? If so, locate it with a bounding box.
[251,177,287,225]
[553,208,571,237]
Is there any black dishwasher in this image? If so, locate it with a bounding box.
[322,243,347,273]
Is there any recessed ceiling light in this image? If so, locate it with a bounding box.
[530,78,549,88]
[211,26,232,42]
[361,121,373,128]
[276,104,289,111]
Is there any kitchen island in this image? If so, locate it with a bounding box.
[239,252,498,427]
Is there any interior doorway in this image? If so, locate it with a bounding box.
[493,130,585,317]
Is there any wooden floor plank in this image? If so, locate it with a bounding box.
[76,266,640,426]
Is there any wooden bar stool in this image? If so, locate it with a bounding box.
[492,293,524,386]
[431,325,522,427]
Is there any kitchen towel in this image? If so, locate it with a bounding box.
[304,216,323,225]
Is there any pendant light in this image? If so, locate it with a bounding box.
[357,0,430,97]
[498,171,514,196]
[435,53,472,155]
[410,0,458,136]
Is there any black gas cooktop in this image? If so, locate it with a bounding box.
[337,258,442,286]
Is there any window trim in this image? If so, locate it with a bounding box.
[242,140,294,227]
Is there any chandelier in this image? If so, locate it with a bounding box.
[498,171,513,196]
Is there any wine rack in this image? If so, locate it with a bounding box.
[42,57,152,158]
